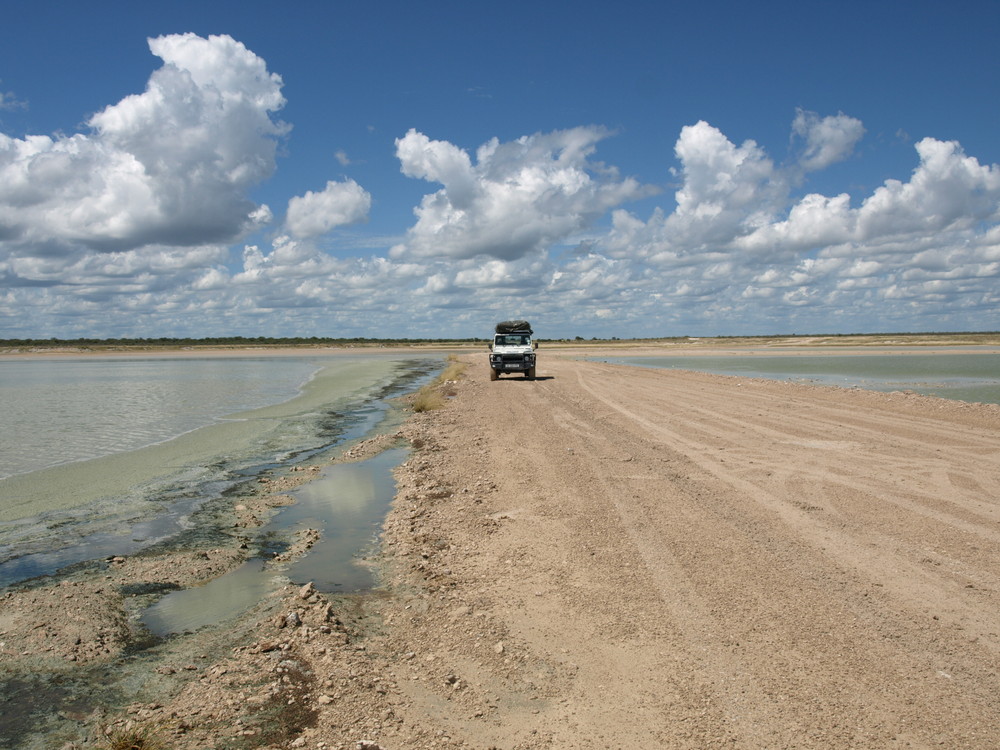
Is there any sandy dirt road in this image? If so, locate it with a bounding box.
[375,353,1000,749]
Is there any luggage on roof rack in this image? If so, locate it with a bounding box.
[495,320,533,334]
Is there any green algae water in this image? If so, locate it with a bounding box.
[606,351,1000,405]
[0,354,439,587]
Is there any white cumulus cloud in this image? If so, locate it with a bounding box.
[0,33,286,257]
[668,121,785,249]
[856,137,1000,240]
[3,59,998,341]
[286,179,371,238]
[792,109,865,172]
[595,112,1000,333]
[390,127,651,262]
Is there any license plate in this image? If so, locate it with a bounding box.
[504,364,519,369]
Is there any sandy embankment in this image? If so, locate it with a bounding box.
[3,350,1000,748]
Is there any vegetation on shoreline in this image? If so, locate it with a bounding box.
[412,356,467,413]
[95,720,170,750]
[2,331,999,353]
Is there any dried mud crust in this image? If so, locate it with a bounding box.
[3,353,1000,749]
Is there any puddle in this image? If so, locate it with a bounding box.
[285,447,405,591]
[141,447,406,636]
[140,558,281,635]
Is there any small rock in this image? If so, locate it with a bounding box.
[298,582,316,600]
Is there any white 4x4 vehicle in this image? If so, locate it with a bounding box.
[489,321,537,380]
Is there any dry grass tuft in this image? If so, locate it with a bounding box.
[98,721,170,750]
[412,355,467,412]
[438,357,466,382]
[412,388,447,412]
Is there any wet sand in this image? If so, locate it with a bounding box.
[3,347,1000,748]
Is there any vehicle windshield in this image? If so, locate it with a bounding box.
[495,335,529,346]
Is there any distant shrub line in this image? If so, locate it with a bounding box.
[2,331,997,349]
[0,336,487,347]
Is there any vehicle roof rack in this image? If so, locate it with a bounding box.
[495,320,533,334]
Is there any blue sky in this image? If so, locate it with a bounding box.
[1,0,998,339]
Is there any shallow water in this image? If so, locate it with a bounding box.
[606,352,1000,405]
[0,354,439,587]
[0,356,322,481]
[142,447,406,636]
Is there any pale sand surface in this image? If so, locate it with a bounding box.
[3,349,1000,748]
[371,353,1000,748]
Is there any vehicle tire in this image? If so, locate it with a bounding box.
[526,367,536,380]
[490,368,499,381]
